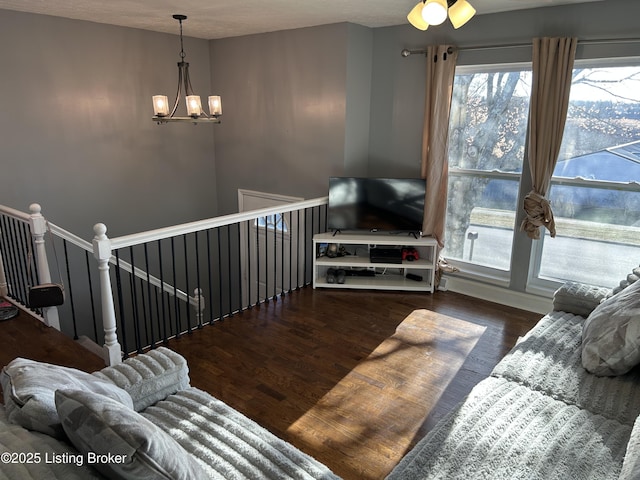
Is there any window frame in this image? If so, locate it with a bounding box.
[447,57,640,295]
[445,62,532,281]
[526,56,640,295]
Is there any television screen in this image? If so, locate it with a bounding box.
[327,177,426,233]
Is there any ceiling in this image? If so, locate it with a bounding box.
[0,0,603,40]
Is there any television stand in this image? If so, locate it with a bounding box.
[312,232,438,292]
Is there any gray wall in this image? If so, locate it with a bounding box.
[210,23,350,214]
[0,9,218,238]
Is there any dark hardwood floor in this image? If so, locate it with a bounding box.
[0,288,541,479]
[166,287,541,480]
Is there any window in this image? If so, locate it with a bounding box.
[532,62,640,289]
[444,60,640,292]
[443,66,532,275]
[255,214,288,233]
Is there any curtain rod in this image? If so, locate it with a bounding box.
[401,37,640,57]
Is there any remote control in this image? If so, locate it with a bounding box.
[406,273,423,282]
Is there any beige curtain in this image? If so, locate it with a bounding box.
[421,45,458,247]
[521,37,578,239]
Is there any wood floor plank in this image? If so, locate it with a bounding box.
[0,308,105,403]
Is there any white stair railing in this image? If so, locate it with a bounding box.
[0,203,60,329]
[93,196,327,365]
[2,197,329,367]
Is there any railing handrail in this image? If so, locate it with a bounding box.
[48,222,197,305]
[109,196,328,250]
[46,197,329,306]
[0,204,31,223]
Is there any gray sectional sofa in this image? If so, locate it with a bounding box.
[387,279,640,479]
[4,276,640,480]
[0,347,339,479]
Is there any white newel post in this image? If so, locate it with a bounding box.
[92,223,122,366]
[193,288,205,326]
[28,204,61,330]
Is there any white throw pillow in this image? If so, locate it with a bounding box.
[0,358,133,438]
[55,389,207,480]
[582,278,640,376]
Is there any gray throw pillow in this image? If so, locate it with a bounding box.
[582,278,640,376]
[0,358,133,438]
[55,389,208,480]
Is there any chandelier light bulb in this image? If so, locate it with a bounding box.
[208,96,222,117]
[186,95,203,117]
[152,95,169,117]
[422,0,448,26]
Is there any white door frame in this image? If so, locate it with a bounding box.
[238,189,304,305]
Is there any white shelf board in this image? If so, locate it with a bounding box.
[316,255,433,269]
[315,274,431,291]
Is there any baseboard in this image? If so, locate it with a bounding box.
[442,275,553,314]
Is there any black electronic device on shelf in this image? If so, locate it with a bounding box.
[370,247,403,264]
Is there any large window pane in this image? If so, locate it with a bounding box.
[536,64,640,287]
[448,176,520,270]
[444,69,531,270]
[539,186,640,286]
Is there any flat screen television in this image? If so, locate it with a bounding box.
[327,177,426,234]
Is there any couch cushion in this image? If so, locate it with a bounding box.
[492,310,640,425]
[552,281,610,317]
[0,405,103,480]
[386,376,630,480]
[142,387,340,480]
[0,357,133,438]
[582,278,640,376]
[55,388,207,480]
[92,346,189,412]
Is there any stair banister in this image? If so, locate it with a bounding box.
[28,204,61,330]
[92,223,122,366]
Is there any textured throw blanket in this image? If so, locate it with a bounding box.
[387,376,630,480]
[492,310,640,425]
[142,387,340,480]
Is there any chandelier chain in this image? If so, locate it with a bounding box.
[178,17,186,60]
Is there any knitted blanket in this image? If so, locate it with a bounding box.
[492,310,640,425]
[386,376,630,480]
[142,387,339,480]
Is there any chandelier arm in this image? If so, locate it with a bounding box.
[183,63,209,118]
[169,63,185,118]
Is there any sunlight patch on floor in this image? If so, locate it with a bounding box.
[286,309,487,479]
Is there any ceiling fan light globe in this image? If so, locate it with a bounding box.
[422,0,448,25]
[407,1,430,30]
[449,0,476,29]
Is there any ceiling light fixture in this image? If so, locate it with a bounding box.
[407,0,476,31]
[152,14,222,124]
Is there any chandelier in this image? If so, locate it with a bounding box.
[152,14,222,124]
[407,0,476,31]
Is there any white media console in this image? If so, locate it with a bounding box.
[312,232,438,293]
